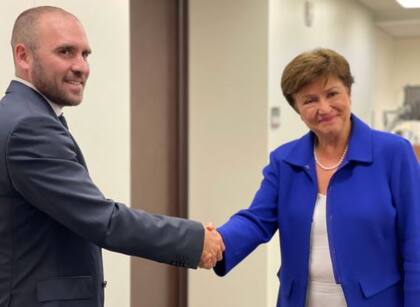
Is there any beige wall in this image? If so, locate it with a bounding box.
[373,29,395,129]
[394,38,420,104]
[373,34,420,131]
[375,35,420,144]
[188,0,269,306]
[0,1,131,307]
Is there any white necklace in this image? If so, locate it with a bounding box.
[314,145,348,171]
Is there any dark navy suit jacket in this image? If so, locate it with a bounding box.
[215,115,420,307]
[0,81,204,307]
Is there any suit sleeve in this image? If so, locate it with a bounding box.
[391,139,420,306]
[214,152,279,276]
[6,115,204,268]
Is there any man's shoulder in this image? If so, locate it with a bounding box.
[0,99,62,161]
[0,81,53,132]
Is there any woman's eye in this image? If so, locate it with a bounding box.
[327,91,338,98]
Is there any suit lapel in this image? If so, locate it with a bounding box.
[68,133,88,170]
[7,81,89,171]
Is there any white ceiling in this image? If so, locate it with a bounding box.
[356,0,420,37]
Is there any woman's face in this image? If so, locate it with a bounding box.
[293,76,351,141]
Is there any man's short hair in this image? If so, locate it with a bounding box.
[11,6,76,51]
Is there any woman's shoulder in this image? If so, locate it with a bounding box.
[366,128,418,167]
[269,135,309,163]
[272,139,300,154]
[370,127,412,149]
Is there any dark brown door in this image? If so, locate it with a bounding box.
[130,0,189,306]
[415,145,420,160]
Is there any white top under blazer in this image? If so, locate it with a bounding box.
[305,194,347,307]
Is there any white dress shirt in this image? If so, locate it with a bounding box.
[306,193,347,307]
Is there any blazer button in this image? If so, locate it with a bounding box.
[102,281,108,288]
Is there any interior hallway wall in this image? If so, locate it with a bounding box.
[188,0,269,306]
[0,1,131,307]
[393,38,420,107]
[373,35,420,138]
[371,33,420,132]
[373,29,395,129]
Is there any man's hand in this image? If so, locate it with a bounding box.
[199,223,225,269]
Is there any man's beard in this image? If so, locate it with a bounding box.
[31,57,84,107]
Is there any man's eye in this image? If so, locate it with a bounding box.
[59,48,72,55]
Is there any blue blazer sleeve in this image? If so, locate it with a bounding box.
[391,139,420,306]
[6,115,204,268]
[214,152,279,276]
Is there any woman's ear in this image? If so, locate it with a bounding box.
[291,100,300,115]
[347,87,352,105]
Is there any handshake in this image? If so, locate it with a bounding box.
[199,223,225,269]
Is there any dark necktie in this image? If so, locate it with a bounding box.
[57,114,87,167]
[58,114,68,129]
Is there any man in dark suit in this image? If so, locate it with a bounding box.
[0,6,224,307]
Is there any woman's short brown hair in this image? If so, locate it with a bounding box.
[281,48,354,107]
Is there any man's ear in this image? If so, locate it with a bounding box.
[14,43,33,72]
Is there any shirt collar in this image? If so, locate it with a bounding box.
[283,114,373,168]
[14,77,63,117]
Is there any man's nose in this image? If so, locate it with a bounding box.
[71,55,89,76]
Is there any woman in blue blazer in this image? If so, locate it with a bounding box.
[213,48,420,307]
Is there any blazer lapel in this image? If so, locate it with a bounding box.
[67,132,88,170]
[7,81,89,170]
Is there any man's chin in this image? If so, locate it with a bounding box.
[60,101,82,107]
[58,96,83,107]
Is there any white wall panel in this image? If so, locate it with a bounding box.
[188,0,269,306]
